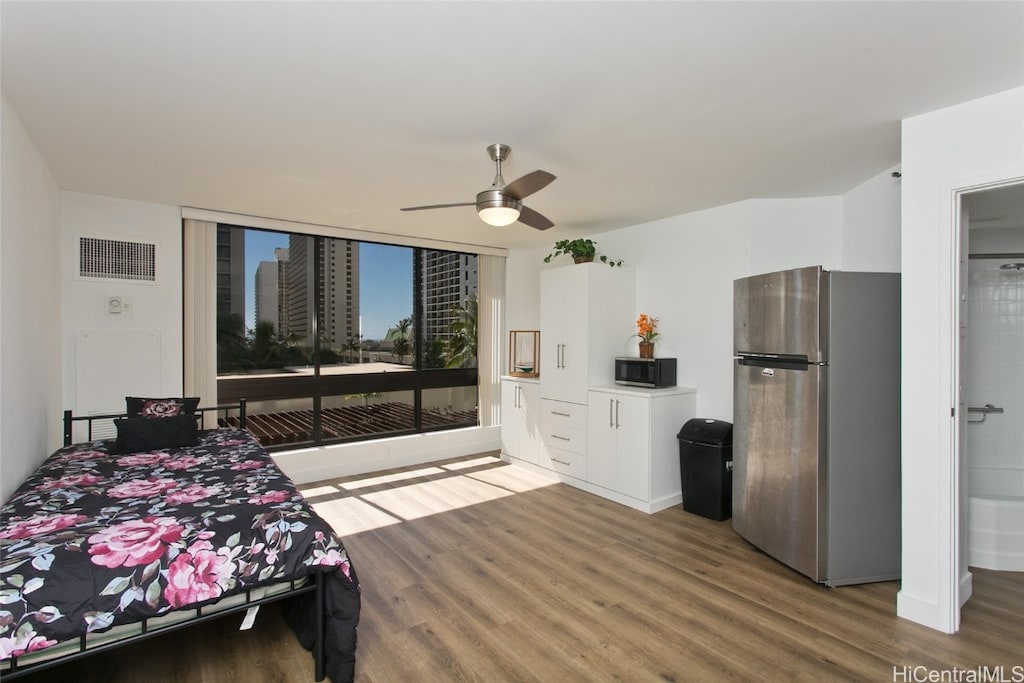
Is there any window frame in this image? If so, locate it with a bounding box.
[209,223,481,450]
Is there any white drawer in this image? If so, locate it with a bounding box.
[540,399,587,431]
[543,446,587,480]
[540,423,587,455]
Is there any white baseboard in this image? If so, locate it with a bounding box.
[502,454,680,514]
[959,570,973,607]
[896,590,956,634]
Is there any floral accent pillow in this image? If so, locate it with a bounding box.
[113,415,199,454]
[125,396,200,419]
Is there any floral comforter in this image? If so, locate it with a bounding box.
[0,429,360,682]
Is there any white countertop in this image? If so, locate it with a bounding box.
[502,376,697,397]
[588,383,697,397]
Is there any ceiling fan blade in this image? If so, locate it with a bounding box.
[503,170,556,201]
[400,202,475,212]
[518,205,554,230]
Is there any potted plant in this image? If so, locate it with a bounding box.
[543,239,622,267]
[634,313,660,358]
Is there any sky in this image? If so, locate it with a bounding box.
[244,230,413,340]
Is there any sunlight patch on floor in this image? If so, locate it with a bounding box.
[467,464,559,493]
[360,474,515,521]
[301,456,557,536]
[439,455,504,471]
[300,483,344,497]
[312,495,404,536]
[337,465,447,491]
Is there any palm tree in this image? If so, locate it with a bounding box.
[446,295,478,368]
[392,337,411,364]
[423,338,446,369]
[343,336,361,364]
[249,320,281,368]
[397,317,412,337]
[217,312,251,373]
[392,317,413,364]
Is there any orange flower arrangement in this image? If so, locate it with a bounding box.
[636,313,660,343]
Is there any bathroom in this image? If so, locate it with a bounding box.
[964,183,1024,572]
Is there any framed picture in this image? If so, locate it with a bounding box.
[509,330,540,377]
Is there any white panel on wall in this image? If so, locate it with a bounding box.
[61,193,185,418]
[75,329,162,415]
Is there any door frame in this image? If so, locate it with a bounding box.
[947,172,1024,631]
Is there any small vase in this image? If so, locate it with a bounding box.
[638,341,654,359]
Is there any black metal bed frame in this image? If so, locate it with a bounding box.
[61,399,250,447]
[4,399,328,681]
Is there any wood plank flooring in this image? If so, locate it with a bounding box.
[14,453,1024,682]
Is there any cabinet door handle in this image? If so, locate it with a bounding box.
[609,399,614,427]
[550,434,571,442]
[615,400,620,428]
[515,385,521,409]
[551,411,571,418]
[551,458,570,466]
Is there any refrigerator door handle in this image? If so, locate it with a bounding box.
[737,356,812,371]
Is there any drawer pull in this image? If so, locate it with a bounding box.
[551,458,571,466]
[550,411,572,418]
[550,434,571,441]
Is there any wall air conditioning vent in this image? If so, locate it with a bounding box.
[80,237,156,281]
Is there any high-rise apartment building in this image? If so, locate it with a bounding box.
[283,236,360,348]
[216,226,245,320]
[254,247,289,333]
[420,250,478,342]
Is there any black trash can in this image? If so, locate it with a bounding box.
[677,418,733,521]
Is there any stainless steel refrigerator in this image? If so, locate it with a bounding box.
[732,265,901,586]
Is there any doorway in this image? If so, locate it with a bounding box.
[959,181,1024,600]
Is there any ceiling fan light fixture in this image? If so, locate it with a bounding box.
[479,205,521,226]
[400,145,554,230]
[476,190,522,227]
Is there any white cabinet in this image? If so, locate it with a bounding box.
[500,378,540,465]
[540,264,635,406]
[587,386,697,512]
[588,391,650,499]
[538,398,588,478]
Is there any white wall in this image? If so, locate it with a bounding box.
[842,166,902,272]
[506,190,892,422]
[899,86,1024,633]
[60,192,184,416]
[0,93,62,501]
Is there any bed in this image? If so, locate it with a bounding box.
[0,399,360,682]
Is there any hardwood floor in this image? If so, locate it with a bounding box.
[15,453,1024,682]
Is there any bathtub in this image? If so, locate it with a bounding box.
[968,468,1024,572]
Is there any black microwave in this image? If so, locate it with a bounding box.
[614,357,677,388]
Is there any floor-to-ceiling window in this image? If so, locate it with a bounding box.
[208,223,479,449]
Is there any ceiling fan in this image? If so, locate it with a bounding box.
[401,143,556,230]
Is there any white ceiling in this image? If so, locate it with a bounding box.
[3,1,1023,251]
